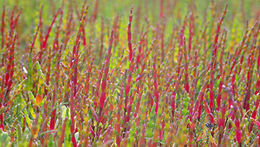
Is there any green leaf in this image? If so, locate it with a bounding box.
[36,61,44,78]
[28,91,36,105]
[146,105,156,138]
[0,130,10,146]
[26,53,33,91]
[28,104,36,119]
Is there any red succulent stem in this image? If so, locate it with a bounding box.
[1,8,19,130]
[210,4,227,111]
[204,100,214,123]
[136,33,144,69]
[134,84,143,118]
[196,85,207,121]
[99,18,104,58]
[85,57,94,100]
[171,70,183,119]
[4,30,18,101]
[70,40,81,147]
[124,58,134,123]
[39,9,60,63]
[0,112,3,130]
[183,38,189,94]
[50,15,63,130]
[100,30,114,109]
[160,22,165,61]
[96,29,114,140]
[256,37,260,95]
[235,118,242,144]
[0,6,5,69]
[50,109,56,130]
[188,12,194,56]
[229,24,255,76]
[30,24,40,53]
[249,99,259,132]
[94,65,104,110]
[37,6,44,61]
[44,47,52,97]
[127,8,133,61]
[69,6,88,147]
[1,5,5,50]
[123,8,135,125]
[170,26,184,117]
[153,56,159,115]
[159,120,165,141]
[134,37,147,117]
[243,30,258,111]
[216,32,227,111]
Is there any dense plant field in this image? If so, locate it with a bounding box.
[0,0,259,146]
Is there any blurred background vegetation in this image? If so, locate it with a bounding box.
[0,0,259,50]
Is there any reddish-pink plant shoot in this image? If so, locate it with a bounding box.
[127,8,133,61]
